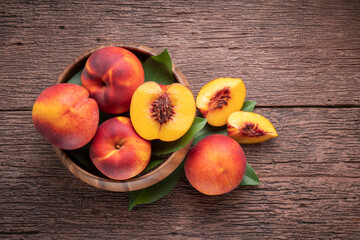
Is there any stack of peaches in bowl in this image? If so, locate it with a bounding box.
[32,43,277,196]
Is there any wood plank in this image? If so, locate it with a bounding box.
[0,107,359,238]
[1,0,359,239]
[1,174,359,239]
[1,0,360,110]
[1,108,359,178]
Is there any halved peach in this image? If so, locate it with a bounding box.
[227,111,278,144]
[130,81,196,142]
[196,78,246,127]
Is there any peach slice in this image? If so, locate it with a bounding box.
[130,81,196,142]
[227,111,278,144]
[185,134,247,195]
[89,117,151,180]
[196,78,246,127]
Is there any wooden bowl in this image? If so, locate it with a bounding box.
[54,43,192,192]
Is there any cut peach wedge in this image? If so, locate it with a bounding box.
[227,111,278,144]
[196,78,246,127]
[130,81,196,142]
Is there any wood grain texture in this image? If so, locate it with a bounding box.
[0,0,360,110]
[1,0,360,239]
[1,108,359,178]
[1,108,359,239]
[1,176,359,239]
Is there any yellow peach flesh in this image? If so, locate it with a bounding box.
[158,84,196,141]
[130,81,196,142]
[130,81,162,140]
[227,111,278,144]
[196,78,246,127]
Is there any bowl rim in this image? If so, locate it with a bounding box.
[53,43,193,192]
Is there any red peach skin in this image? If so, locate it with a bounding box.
[89,117,151,180]
[81,47,144,114]
[32,83,99,150]
[185,134,246,195]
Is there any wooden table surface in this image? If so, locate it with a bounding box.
[1,1,359,239]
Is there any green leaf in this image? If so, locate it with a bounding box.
[142,48,175,85]
[142,158,165,173]
[128,161,184,211]
[241,101,257,112]
[192,124,227,146]
[240,163,260,186]
[152,117,207,156]
[67,70,82,85]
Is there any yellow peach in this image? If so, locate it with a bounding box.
[81,47,144,114]
[130,81,196,142]
[196,78,246,127]
[227,111,278,144]
[185,134,247,195]
[89,117,151,180]
[32,83,99,150]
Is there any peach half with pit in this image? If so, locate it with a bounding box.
[130,81,196,142]
[81,46,144,114]
[32,83,99,150]
[196,78,246,127]
[227,111,278,144]
[185,134,247,195]
[89,117,151,180]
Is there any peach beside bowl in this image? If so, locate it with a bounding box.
[53,43,192,192]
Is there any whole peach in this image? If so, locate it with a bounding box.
[32,83,99,150]
[89,117,151,180]
[185,134,246,195]
[81,47,144,114]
